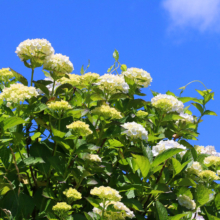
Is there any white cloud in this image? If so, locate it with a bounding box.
[162,0,220,31]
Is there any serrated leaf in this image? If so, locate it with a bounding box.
[2,117,26,130]
[203,110,217,116]
[196,184,213,206]
[192,103,203,114]
[10,68,28,86]
[156,201,168,220]
[113,49,119,61]
[152,148,184,168]
[132,154,150,178]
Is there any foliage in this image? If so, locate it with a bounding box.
[0,39,219,220]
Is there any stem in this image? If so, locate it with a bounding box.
[52,79,56,96]
[101,198,106,220]
[31,68,34,86]
[64,139,78,179]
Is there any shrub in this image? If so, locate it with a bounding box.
[0,39,219,220]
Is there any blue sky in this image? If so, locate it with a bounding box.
[0,0,220,152]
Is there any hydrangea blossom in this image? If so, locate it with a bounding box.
[177,112,194,123]
[63,188,82,202]
[44,53,74,75]
[122,67,152,88]
[217,170,220,176]
[195,145,220,157]
[90,186,122,201]
[187,162,203,175]
[0,68,15,82]
[96,74,129,94]
[151,94,184,113]
[66,121,92,136]
[91,105,122,119]
[177,195,196,210]
[52,202,71,218]
[58,73,81,86]
[15,38,54,61]
[136,110,148,118]
[93,201,135,219]
[0,83,39,106]
[152,140,186,157]
[85,154,102,162]
[47,100,72,111]
[204,156,220,167]
[121,122,148,141]
[199,170,219,181]
[81,72,99,86]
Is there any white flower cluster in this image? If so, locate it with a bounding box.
[90,186,122,201]
[187,162,203,175]
[152,140,186,157]
[85,154,102,162]
[44,53,74,75]
[0,83,39,106]
[0,68,15,82]
[177,195,196,210]
[151,94,184,113]
[121,122,148,141]
[93,201,135,219]
[195,145,220,157]
[96,74,129,94]
[15,38,54,61]
[122,67,152,88]
[177,112,194,123]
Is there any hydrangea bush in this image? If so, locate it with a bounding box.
[0,39,219,220]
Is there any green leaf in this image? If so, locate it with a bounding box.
[215,193,220,210]
[122,198,144,211]
[142,145,153,163]
[132,154,150,178]
[163,114,183,121]
[150,89,159,97]
[23,157,45,165]
[171,178,196,187]
[120,64,127,71]
[152,148,184,168]
[85,197,100,208]
[127,99,147,109]
[205,208,220,220]
[166,91,176,97]
[55,83,74,95]
[169,213,188,220]
[2,117,26,130]
[47,156,65,175]
[42,187,56,199]
[80,65,84,75]
[171,158,182,176]
[195,89,205,97]
[113,49,119,61]
[156,201,168,220]
[192,103,203,114]
[107,65,114,73]
[109,93,128,100]
[42,70,51,78]
[0,147,10,168]
[9,68,28,86]
[196,184,213,206]
[33,80,50,96]
[203,110,217,116]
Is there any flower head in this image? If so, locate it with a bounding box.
[187,162,203,175]
[15,38,54,62]
[0,68,15,82]
[63,188,82,202]
[66,121,92,136]
[58,73,81,86]
[90,186,122,201]
[85,154,102,162]
[44,53,74,75]
[177,195,196,210]
[96,74,129,94]
[136,110,148,118]
[151,94,184,113]
[93,201,135,219]
[177,112,194,123]
[122,67,152,88]
[0,83,39,105]
[121,122,148,141]
[217,170,220,176]
[52,202,71,218]
[204,156,220,167]
[199,170,219,181]
[81,72,99,86]
[152,140,186,157]
[91,105,122,120]
[47,100,72,111]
